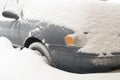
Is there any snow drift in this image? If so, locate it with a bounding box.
[0,36,119,80]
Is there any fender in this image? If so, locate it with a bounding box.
[29,22,74,46]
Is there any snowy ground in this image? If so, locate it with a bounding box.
[0,0,120,80]
[0,37,119,80]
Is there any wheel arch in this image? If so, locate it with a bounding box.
[24,37,42,48]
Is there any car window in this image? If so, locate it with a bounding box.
[0,0,23,20]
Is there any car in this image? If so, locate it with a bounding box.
[1,0,120,73]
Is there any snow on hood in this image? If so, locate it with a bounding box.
[0,36,119,80]
[77,0,120,54]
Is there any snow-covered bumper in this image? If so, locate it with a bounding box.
[49,45,120,73]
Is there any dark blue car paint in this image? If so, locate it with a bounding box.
[0,19,120,73]
[49,45,120,73]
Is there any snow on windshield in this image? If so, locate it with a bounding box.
[22,0,87,31]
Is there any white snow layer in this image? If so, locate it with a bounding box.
[22,0,120,54]
[0,36,119,80]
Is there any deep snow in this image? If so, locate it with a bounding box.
[0,0,120,79]
[0,37,119,80]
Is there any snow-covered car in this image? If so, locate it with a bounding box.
[1,0,120,73]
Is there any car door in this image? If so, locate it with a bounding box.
[10,20,19,45]
[0,20,19,45]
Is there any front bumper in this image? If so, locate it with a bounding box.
[49,45,120,73]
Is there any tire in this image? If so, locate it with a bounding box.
[29,42,53,65]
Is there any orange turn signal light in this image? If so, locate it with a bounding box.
[65,35,74,46]
[65,33,87,47]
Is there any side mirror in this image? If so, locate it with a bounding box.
[2,11,19,20]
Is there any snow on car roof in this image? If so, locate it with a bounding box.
[23,0,120,55]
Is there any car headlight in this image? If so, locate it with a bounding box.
[65,33,87,47]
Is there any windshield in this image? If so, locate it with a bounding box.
[22,0,85,30]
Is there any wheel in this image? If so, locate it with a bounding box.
[29,42,54,65]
